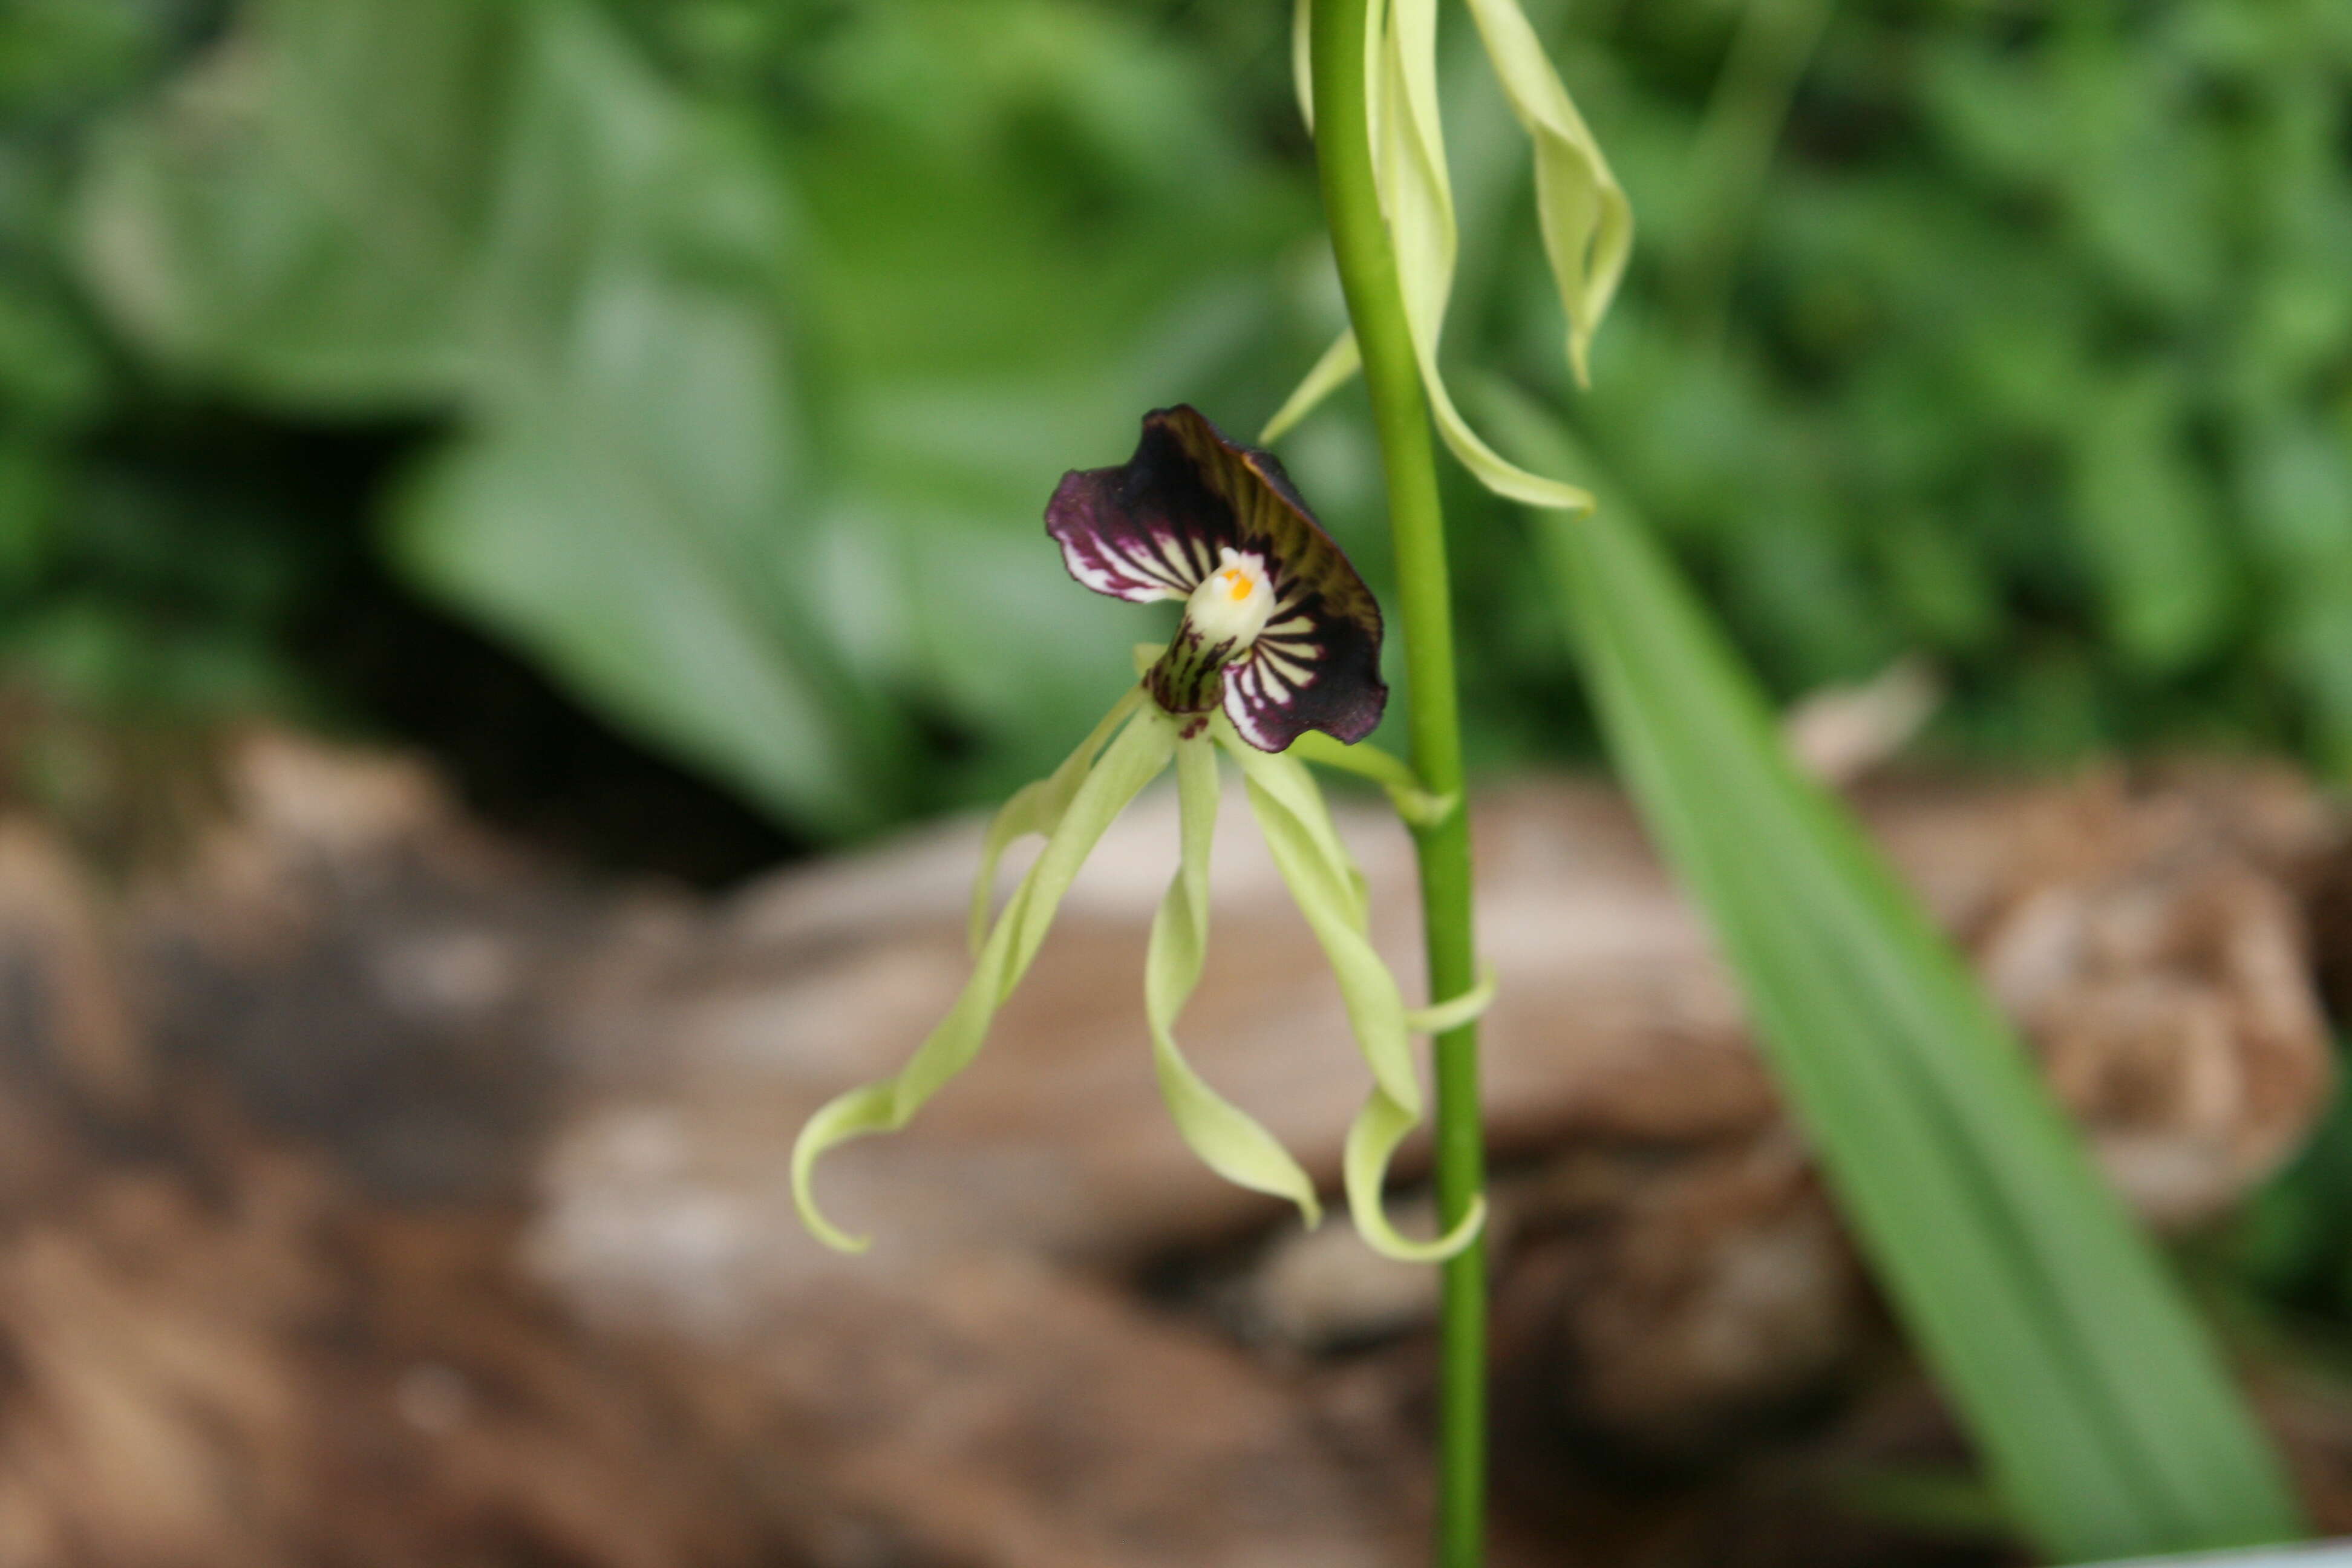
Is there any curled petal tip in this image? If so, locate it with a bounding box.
[792,1130,871,1254]
[792,1177,874,1255]
[810,1220,874,1256]
[1356,1187,1486,1264]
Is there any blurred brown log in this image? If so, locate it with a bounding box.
[0,730,2337,1567]
[527,750,2336,1481]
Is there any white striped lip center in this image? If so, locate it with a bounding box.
[1181,547,1275,651]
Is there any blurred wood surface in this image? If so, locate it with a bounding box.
[0,728,2341,1567]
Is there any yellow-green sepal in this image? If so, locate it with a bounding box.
[1260,331,1361,445]
[1404,964,1495,1035]
[1342,1091,1486,1264]
[1286,729,1459,827]
[1460,0,1632,389]
[969,683,1145,953]
[1218,719,1482,1264]
[1268,0,1627,511]
[793,703,1179,1252]
[1146,735,1323,1226]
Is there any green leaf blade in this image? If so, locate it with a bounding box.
[1526,460,2302,1558]
[390,401,891,839]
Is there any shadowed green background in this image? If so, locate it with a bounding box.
[5,0,2347,837]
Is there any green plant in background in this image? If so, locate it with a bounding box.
[53,0,1332,832]
[1492,0,2352,769]
[0,0,311,726]
[1495,388,2306,1559]
[16,0,2352,815]
[76,0,910,833]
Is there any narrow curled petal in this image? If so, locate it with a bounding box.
[970,684,1145,953]
[1344,1094,1479,1263]
[1220,720,1483,1262]
[1270,0,1627,508]
[1146,736,1322,1224]
[1259,0,1459,455]
[1051,407,1387,751]
[793,705,1178,1252]
[1288,729,1459,827]
[1460,0,1633,388]
[1379,0,1594,512]
[1404,965,1496,1034]
[1259,329,1359,446]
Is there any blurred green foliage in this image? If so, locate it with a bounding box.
[0,0,295,718]
[1530,390,2304,1554]
[22,0,1336,835]
[1531,0,2352,774]
[1,0,2349,833]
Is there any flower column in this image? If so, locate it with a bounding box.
[1307,2,1491,1563]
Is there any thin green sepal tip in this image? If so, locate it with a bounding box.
[792,1083,898,1253]
[1405,964,1497,1034]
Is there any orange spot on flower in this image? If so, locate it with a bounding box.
[1222,567,1252,603]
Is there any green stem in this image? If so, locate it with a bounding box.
[1308,4,1487,1565]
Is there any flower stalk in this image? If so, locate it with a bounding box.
[1307,1,1490,1561]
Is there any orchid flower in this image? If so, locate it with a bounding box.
[1264,0,1631,512]
[792,406,1489,1263]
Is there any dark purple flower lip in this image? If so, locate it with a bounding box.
[1045,406,1387,751]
